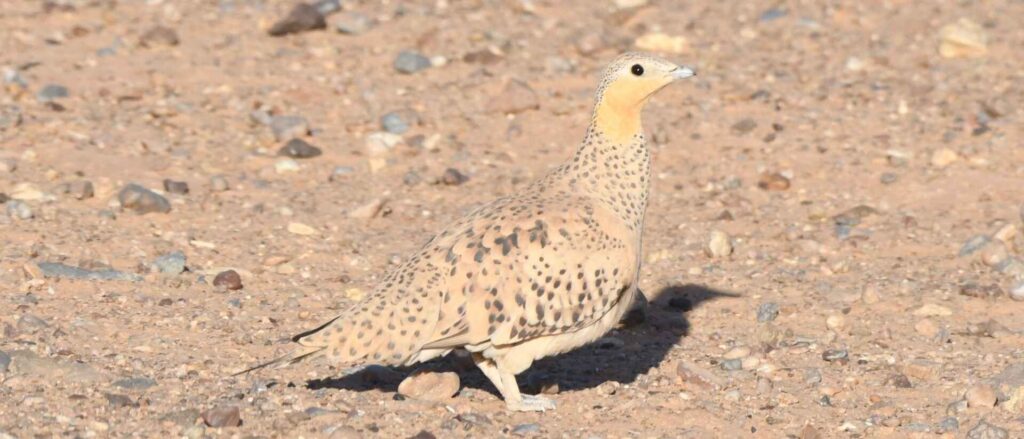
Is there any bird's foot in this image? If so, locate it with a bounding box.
[507,394,557,412]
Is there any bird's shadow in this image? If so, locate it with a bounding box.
[307,284,739,397]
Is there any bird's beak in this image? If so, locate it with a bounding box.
[671,66,697,80]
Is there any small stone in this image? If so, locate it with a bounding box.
[275,159,301,173]
[0,105,22,131]
[138,26,179,47]
[113,376,157,389]
[722,346,750,360]
[861,285,881,304]
[966,384,997,408]
[1010,282,1024,302]
[403,170,422,186]
[913,304,952,317]
[348,198,384,219]
[161,409,201,427]
[210,175,230,192]
[119,184,171,214]
[966,420,1008,439]
[381,110,416,134]
[757,172,790,191]
[885,373,912,388]
[313,0,340,15]
[798,425,822,439]
[914,319,939,338]
[64,180,95,199]
[721,358,742,371]
[634,32,688,54]
[335,12,373,35]
[936,417,959,433]
[154,251,186,274]
[394,51,432,74]
[202,405,241,428]
[731,118,758,135]
[947,399,968,416]
[931,148,959,168]
[330,166,355,181]
[676,361,723,390]
[960,234,991,257]
[440,168,468,186]
[365,131,404,156]
[511,423,540,436]
[278,138,322,159]
[486,79,540,114]
[760,7,788,22]
[17,314,48,332]
[939,18,987,59]
[397,370,460,401]
[756,302,779,322]
[704,230,732,258]
[36,84,69,102]
[268,4,326,36]
[6,200,33,220]
[269,115,309,142]
[879,172,898,184]
[287,222,318,236]
[104,393,138,408]
[213,270,242,290]
[163,179,189,195]
[822,349,848,362]
[0,350,9,373]
[407,431,436,439]
[993,223,1017,244]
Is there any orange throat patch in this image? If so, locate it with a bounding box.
[592,81,649,144]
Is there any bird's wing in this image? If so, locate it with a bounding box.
[424,198,640,349]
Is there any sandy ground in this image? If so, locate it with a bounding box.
[2,0,1024,437]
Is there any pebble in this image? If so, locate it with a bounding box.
[163,179,189,195]
[939,18,988,59]
[394,51,432,74]
[403,170,422,186]
[0,105,22,131]
[993,224,1017,244]
[930,148,959,168]
[760,7,787,22]
[966,419,1007,439]
[269,115,309,142]
[914,318,939,338]
[821,349,848,362]
[486,79,540,114]
[511,423,541,436]
[330,166,355,181]
[731,118,757,135]
[268,3,326,36]
[634,32,688,54]
[287,222,318,236]
[756,302,779,322]
[1010,282,1024,301]
[210,175,230,192]
[213,270,243,290]
[119,184,171,214]
[440,168,468,186]
[965,384,997,408]
[104,393,138,408]
[6,200,32,220]
[879,172,898,184]
[348,198,385,219]
[138,26,179,47]
[313,0,341,15]
[397,370,460,401]
[0,350,9,373]
[861,285,881,304]
[381,110,416,134]
[913,303,952,317]
[202,405,241,428]
[17,314,48,332]
[36,261,141,281]
[885,373,912,388]
[757,172,790,191]
[275,159,301,173]
[56,180,94,199]
[705,230,732,258]
[825,314,846,331]
[936,417,959,433]
[154,251,186,274]
[36,84,69,102]
[278,138,322,159]
[365,131,403,156]
[113,376,157,389]
[676,361,723,390]
[335,12,373,35]
[720,359,742,371]
[960,234,991,256]
[722,346,750,360]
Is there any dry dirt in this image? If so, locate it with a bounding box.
[2,0,1024,438]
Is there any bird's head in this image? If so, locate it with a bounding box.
[593,52,696,142]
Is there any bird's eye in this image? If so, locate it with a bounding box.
[630,64,644,76]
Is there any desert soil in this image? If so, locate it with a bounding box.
[2,0,1024,438]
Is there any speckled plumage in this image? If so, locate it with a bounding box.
[240,52,696,412]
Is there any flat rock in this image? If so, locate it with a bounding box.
[268,4,326,36]
[278,138,322,159]
[37,262,141,281]
[153,251,186,274]
[202,405,241,428]
[394,51,432,74]
[335,12,373,34]
[397,370,460,401]
[36,84,69,102]
[119,184,171,214]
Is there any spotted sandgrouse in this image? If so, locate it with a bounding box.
[240,52,696,412]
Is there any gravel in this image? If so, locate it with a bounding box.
[394,51,432,74]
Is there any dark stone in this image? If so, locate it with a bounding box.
[119,184,171,214]
[268,4,326,36]
[278,138,322,159]
[36,84,69,102]
[394,51,432,74]
[440,168,468,186]
[821,349,848,362]
[213,270,243,290]
[138,26,179,47]
[163,179,189,194]
[202,405,241,428]
[756,302,779,322]
[731,118,757,135]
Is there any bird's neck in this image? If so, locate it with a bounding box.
[565,108,652,231]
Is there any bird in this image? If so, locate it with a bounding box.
[238,52,696,412]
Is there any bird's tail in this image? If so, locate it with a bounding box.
[231,344,326,376]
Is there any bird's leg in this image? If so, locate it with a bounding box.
[472,353,555,412]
